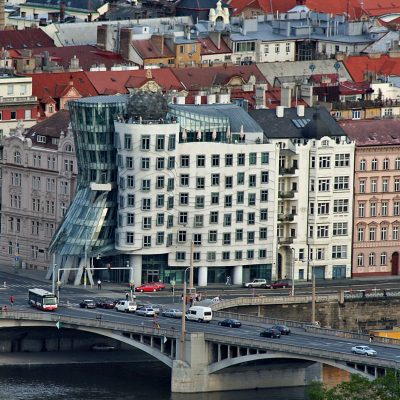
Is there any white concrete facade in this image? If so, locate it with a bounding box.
[114,119,279,286]
[275,136,355,281]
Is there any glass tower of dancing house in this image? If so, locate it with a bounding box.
[50,92,279,287]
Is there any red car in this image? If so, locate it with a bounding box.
[135,283,160,292]
[271,279,292,289]
[150,282,166,290]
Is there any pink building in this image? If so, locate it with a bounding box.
[341,119,400,277]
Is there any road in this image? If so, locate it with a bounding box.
[1,270,399,365]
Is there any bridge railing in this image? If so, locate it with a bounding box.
[205,332,400,369]
[0,311,180,339]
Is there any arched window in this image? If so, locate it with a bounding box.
[371,158,378,171]
[14,151,21,164]
[65,144,73,153]
[380,252,387,265]
[396,157,400,170]
[368,252,376,266]
[357,253,364,266]
[359,159,366,171]
[383,158,389,170]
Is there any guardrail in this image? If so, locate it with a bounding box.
[0,311,179,338]
[205,332,399,369]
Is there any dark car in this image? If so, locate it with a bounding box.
[79,299,96,309]
[271,279,292,289]
[218,319,242,328]
[96,299,115,309]
[260,328,281,338]
[272,324,291,335]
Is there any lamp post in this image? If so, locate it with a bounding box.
[128,259,135,300]
[189,240,194,291]
[311,265,316,324]
[180,266,190,361]
[51,253,57,295]
[291,248,295,296]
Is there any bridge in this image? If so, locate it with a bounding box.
[0,310,399,393]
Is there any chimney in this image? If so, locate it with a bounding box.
[297,105,305,117]
[281,84,292,108]
[276,105,284,118]
[176,96,185,104]
[209,31,221,50]
[152,35,164,56]
[207,93,216,104]
[195,95,202,105]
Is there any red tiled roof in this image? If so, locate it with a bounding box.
[339,81,371,95]
[31,71,98,101]
[343,55,400,82]
[0,28,54,50]
[198,37,231,55]
[131,39,174,59]
[28,45,129,71]
[171,64,268,91]
[340,119,400,146]
[229,0,400,19]
[84,69,183,94]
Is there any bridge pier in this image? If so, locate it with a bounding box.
[171,333,324,393]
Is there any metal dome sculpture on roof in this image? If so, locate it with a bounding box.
[127,90,168,121]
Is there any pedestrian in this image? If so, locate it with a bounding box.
[225,275,231,286]
[9,295,14,307]
[97,280,102,290]
[125,292,129,301]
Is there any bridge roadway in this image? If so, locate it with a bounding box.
[0,305,399,392]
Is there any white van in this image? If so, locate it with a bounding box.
[115,300,137,313]
[185,306,213,323]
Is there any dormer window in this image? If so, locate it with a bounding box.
[37,135,46,143]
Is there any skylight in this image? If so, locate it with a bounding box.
[292,118,310,128]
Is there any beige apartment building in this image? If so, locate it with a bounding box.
[0,111,77,271]
[341,119,400,277]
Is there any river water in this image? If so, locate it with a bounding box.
[0,361,309,400]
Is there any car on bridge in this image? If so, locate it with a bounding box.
[79,299,96,309]
[260,328,281,338]
[96,299,115,309]
[271,279,292,289]
[218,319,242,328]
[115,300,137,313]
[136,307,156,317]
[271,324,291,335]
[161,308,183,318]
[351,345,377,356]
[243,279,271,288]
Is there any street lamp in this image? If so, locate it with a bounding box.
[127,260,135,300]
[180,266,190,361]
[291,248,295,296]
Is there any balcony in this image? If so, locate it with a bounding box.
[278,213,295,222]
[0,96,37,104]
[279,166,297,175]
[278,190,295,199]
[278,237,294,245]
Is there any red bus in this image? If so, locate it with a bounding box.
[28,288,58,311]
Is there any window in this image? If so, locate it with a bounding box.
[359,159,366,171]
[194,215,203,227]
[335,154,350,167]
[334,176,349,190]
[383,158,389,170]
[369,252,376,266]
[371,179,377,193]
[225,176,233,188]
[179,193,189,205]
[223,233,231,245]
[167,178,174,191]
[11,172,21,186]
[247,231,255,244]
[156,194,164,208]
[225,154,233,166]
[224,195,232,207]
[157,232,164,245]
[207,252,216,261]
[127,175,135,188]
[317,225,329,238]
[197,155,205,167]
[196,177,205,189]
[127,194,135,207]
[359,179,366,193]
[14,151,21,164]
[260,208,268,220]
[168,156,175,169]
[396,158,400,170]
[334,199,349,213]
[394,226,399,240]
[352,110,361,120]
[369,227,376,241]
[249,174,256,187]
[357,227,364,241]
[237,172,245,185]
[333,222,347,236]
[168,135,176,151]
[180,155,190,168]
[275,43,280,53]
[236,229,243,241]
[394,202,400,216]
[222,251,230,261]
[260,227,268,239]
[378,179,388,201]
[142,198,151,210]
[319,156,331,168]
[141,157,150,170]
[236,210,244,222]
[260,190,268,202]
[381,252,387,265]
[193,234,202,246]
[177,231,187,243]
[247,212,255,225]
[196,196,204,208]
[127,213,135,225]
[211,173,220,186]
[237,191,244,204]
[261,171,269,184]
[32,176,41,190]
[332,245,347,259]
[156,135,165,151]
[211,154,220,167]
[10,194,21,209]
[37,135,46,143]
[141,135,150,150]
[316,248,324,260]
[358,203,365,217]
[124,134,132,149]
[261,152,269,164]
[141,179,151,191]
[371,158,378,171]
[224,214,232,226]
[249,152,257,165]
[357,253,364,266]
[180,174,189,187]
[318,179,330,191]
[381,201,388,216]
[317,202,329,214]
[208,230,217,243]
[156,157,164,170]
[210,211,219,224]
[286,42,290,52]
[381,226,388,241]
[395,178,400,192]
[370,202,377,217]
[142,217,152,230]
[211,192,219,205]
[248,193,256,206]
[237,153,245,166]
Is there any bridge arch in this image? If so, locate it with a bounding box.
[208,352,375,380]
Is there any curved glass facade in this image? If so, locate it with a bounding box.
[49,96,126,257]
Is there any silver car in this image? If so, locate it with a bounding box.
[351,345,377,356]
[136,307,155,317]
[161,308,183,318]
